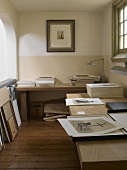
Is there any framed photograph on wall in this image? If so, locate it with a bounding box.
[47,20,75,52]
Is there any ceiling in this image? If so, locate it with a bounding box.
[9,0,113,12]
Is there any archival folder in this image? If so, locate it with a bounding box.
[106,102,127,113]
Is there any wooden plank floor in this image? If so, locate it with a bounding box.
[0,118,81,170]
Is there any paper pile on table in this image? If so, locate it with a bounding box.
[70,75,100,86]
[35,77,55,86]
[17,81,35,87]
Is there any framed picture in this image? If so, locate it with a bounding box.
[47,20,75,52]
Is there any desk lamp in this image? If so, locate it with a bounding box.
[86,58,105,82]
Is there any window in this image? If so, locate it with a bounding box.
[119,3,127,51]
[112,0,127,62]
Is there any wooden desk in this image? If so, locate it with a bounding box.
[66,93,127,170]
[16,85,86,122]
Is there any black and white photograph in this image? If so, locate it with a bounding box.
[47,20,75,52]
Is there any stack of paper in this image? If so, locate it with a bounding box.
[70,75,100,86]
[35,77,55,86]
[70,75,100,81]
[86,83,123,98]
[71,79,94,87]
[17,81,35,86]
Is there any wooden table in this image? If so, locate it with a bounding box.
[16,85,86,122]
[66,93,127,170]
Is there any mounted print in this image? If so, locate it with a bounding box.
[47,20,75,52]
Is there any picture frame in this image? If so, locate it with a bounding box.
[47,20,75,52]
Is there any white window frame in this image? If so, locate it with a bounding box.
[112,0,127,62]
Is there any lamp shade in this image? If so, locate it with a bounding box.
[110,66,127,75]
[86,61,96,66]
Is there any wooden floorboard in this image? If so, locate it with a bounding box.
[0,119,81,170]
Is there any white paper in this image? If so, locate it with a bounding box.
[65,98,104,106]
[77,111,86,115]
[0,135,2,146]
[35,77,55,86]
[58,117,123,137]
[12,99,21,127]
[17,81,35,86]
[0,121,3,146]
[109,113,127,131]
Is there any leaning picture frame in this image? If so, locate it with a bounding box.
[47,20,75,52]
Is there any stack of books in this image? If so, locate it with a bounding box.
[86,83,123,98]
[35,77,55,86]
[17,80,35,86]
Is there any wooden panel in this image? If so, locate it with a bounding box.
[102,97,127,103]
[69,105,107,116]
[8,116,18,139]
[0,108,11,143]
[66,93,90,98]
[0,87,9,107]
[44,103,69,114]
[77,140,127,170]
[16,85,86,91]
[2,102,12,120]
[82,161,127,170]
[2,101,19,141]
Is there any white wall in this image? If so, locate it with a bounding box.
[0,0,18,80]
[19,12,103,83]
[0,0,17,27]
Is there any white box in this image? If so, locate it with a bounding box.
[86,83,123,98]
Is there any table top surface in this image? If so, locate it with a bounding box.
[66,93,127,164]
[15,85,86,91]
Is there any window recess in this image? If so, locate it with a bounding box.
[112,0,127,62]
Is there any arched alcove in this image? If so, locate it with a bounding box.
[0,13,17,81]
[0,18,7,81]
